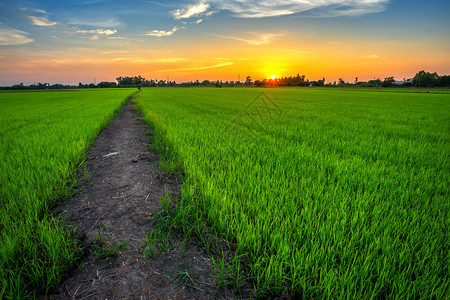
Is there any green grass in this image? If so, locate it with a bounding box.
[317,87,450,94]
[0,89,135,299]
[134,87,449,298]
[91,234,126,260]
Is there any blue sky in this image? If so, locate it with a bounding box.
[0,0,449,84]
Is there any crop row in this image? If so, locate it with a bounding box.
[0,89,134,298]
[134,87,449,298]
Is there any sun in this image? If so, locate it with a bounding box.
[271,75,276,80]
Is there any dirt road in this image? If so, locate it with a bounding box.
[51,96,236,299]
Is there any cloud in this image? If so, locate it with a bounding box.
[162,61,233,72]
[212,32,286,45]
[366,54,379,59]
[76,28,117,40]
[111,57,187,63]
[78,0,108,4]
[145,27,181,37]
[29,16,57,26]
[204,10,216,17]
[101,50,128,54]
[33,9,49,14]
[153,57,188,63]
[68,18,122,27]
[199,0,388,18]
[0,28,34,45]
[77,29,117,35]
[171,2,211,19]
[19,7,48,14]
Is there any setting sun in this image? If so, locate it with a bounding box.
[271,75,276,80]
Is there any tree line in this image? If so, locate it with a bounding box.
[1,70,449,90]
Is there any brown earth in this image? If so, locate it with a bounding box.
[50,95,250,300]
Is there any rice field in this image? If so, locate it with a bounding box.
[134,87,450,298]
[1,87,448,298]
[0,89,134,298]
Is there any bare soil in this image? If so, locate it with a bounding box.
[50,96,247,299]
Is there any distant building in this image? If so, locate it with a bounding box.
[393,78,413,85]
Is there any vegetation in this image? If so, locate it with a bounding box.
[2,70,449,90]
[142,190,176,259]
[134,87,449,298]
[91,235,126,260]
[412,70,450,87]
[0,89,134,299]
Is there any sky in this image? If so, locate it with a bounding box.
[0,0,449,85]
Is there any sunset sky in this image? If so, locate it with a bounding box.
[0,0,449,85]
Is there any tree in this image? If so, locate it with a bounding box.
[245,76,253,85]
[116,75,147,86]
[116,76,133,86]
[317,78,325,86]
[253,79,269,86]
[338,78,346,85]
[367,78,382,87]
[382,76,395,87]
[439,75,450,87]
[98,81,117,88]
[413,70,439,87]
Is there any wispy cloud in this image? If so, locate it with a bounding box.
[19,7,48,14]
[77,0,108,4]
[101,50,128,54]
[75,28,117,40]
[33,8,48,14]
[29,16,57,26]
[77,29,117,35]
[0,28,34,45]
[198,0,388,18]
[212,32,286,45]
[204,10,216,17]
[111,57,187,63]
[153,57,188,63]
[145,27,181,37]
[171,2,212,20]
[68,18,122,27]
[6,55,186,67]
[107,36,128,40]
[162,61,234,72]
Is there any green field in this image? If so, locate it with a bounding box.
[1,87,448,298]
[0,89,134,298]
[134,87,449,298]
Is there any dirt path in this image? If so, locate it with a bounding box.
[51,96,238,299]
